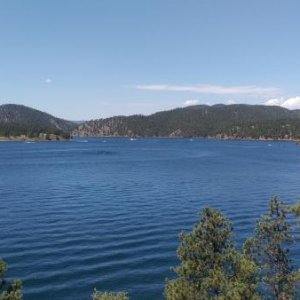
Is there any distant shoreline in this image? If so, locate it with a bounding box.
[72,135,300,143]
[0,135,70,142]
[1,135,299,144]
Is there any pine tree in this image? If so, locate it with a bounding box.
[244,197,300,299]
[165,208,259,300]
[289,201,300,218]
[0,259,22,300]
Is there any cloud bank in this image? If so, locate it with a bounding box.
[133,84,281,96]
[265,96,300,110]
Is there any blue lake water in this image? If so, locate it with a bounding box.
[0,138,300,299]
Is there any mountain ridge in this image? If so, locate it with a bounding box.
[73,104,300,140]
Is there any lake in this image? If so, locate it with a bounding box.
[0,138,300,299]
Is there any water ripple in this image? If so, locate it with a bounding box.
[0,139,300,299]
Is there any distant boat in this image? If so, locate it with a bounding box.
[130,138,136,141]
[77,140,88,143]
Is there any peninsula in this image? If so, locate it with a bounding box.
[0,104,76,141]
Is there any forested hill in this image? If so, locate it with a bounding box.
[0,104,76,140]
[73,104,300,139]
[2,104,300,140]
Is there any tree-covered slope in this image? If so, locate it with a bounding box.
[0,104,76,139]
[73,104,300,139]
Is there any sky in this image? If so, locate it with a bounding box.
[0,0,299,120]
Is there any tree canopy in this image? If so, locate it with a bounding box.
[164,208,259,300]
[0,259,22,300]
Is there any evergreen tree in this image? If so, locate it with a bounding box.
[244,197,300,299]
[0,259,22,300]
[289,201,300,218]
[165,208,259,300]
[0,260,7,287]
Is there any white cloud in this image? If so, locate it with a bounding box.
[265,98,282,106]
[265,96,300,110]
[281,97,300,109]
[184,99,199,106]
[133,84,281,96]
[44,78,52,84]
[227,100,236,105]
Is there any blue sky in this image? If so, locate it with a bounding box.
[0,0,299,120]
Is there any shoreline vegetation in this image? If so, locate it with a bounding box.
[0,133,70,142]
[1,134,299,144]
[7,134,294,143]
[2,198,300,300]
[73,134,300,143]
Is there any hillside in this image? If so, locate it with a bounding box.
[0,104,76,140]
[73,104,300,140]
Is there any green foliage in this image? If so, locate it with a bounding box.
[165,208,259,300]
[0,281,22,300]
[0,260,7,279]
[0,259,22,300]
[244,197,300,299]
[289,201,300,218]
[92,289,129,300]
